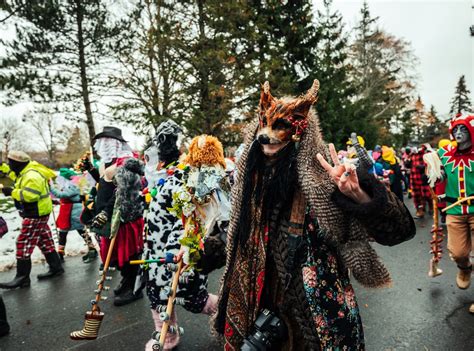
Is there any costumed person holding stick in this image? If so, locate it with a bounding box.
[142,123,230,350]
[70,159,143,340]
[79,126,145,306]
[0,151,63,289]
[213,80,416,350]
[50,168,97,262]
[424,112,474,314]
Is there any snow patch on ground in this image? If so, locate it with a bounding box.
[0,198,90,271]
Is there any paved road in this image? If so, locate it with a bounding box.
[0,203,473,351]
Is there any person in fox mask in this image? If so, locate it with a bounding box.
[0,151,63,289]
[213,80,416,350]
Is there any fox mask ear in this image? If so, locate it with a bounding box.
[292,79,320,118]
[259,81,275,116]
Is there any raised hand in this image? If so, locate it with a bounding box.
[91,210,108,229]
[316,143,371,204]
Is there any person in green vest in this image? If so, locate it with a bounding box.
[0,151,64,289]
[425,113,474,315]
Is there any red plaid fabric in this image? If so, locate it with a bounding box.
[16,216,55,259]
[410,152,432,208]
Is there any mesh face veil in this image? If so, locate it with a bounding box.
[93,138,133,164]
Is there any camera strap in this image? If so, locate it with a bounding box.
[281,189,307,290]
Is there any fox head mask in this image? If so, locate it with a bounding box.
[256,79,320,156]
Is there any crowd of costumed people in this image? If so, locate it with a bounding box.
[0,80,472,350]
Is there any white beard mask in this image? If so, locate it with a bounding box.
[144,145,160,186]
[94,137,133,164]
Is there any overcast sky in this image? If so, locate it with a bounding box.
[313,0,474,119]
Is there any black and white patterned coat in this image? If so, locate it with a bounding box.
[145,166,209,313]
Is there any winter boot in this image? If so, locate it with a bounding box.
[456,265,472,289]
[0,295,10,337]
[414,207,425,219]
[37,252,64,280]
[113,278,126,296]
[0,259,31,289]
[82,249,98,264]
[113,263,142,306]
[113,288,143,307]
[114,257,138,296]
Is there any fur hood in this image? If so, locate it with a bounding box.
[222,109,391,290]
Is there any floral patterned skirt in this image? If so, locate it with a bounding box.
[301,225,365,350]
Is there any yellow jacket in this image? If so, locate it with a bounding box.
[11,161,56,218]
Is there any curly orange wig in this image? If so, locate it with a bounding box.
[184,135,226,168]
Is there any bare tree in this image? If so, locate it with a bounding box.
[23,106,71,167]
[0,116,28,159]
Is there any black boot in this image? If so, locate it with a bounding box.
[113,288,143,307]
[113,262,142,306]
[113,279,126,296]
[83,249,98,264]
[113,259,134,296]
[37,252,64,280]
[0,259,31,289]
[0,295,10,337]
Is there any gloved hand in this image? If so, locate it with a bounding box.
[1,187,13,197]
[91,210,108,228]
[52,198,60,205]
[0,163,10,174]
[76,155,93,172]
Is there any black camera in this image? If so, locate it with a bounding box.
[241,309,288,351]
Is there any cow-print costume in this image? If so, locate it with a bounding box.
[145,164,210,313]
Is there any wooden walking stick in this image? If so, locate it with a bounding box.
[428,188,443,277]
[70,200,121,340]
[442,196,474,212]
[423,152,444,277]
[152,216,195,350]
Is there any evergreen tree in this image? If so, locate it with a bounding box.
[57,126,88,166]
[410,96,431,143]
[104,0,319,146]
[0,0,126,145]
[422,104,448,144]
[349,1,416,144]
[311,0,360,148]
[228,0,318,110]
[450,75,473,114]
